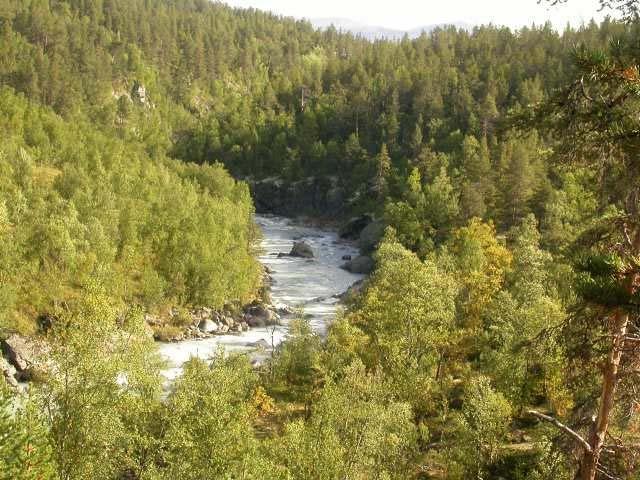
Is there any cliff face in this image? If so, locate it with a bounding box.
[249,176,347,218]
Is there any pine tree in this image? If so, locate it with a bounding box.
[374,143,391,201]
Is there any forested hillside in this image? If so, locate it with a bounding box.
[0,0,624,223]
[1,0,640,479]
[0,0,265,333]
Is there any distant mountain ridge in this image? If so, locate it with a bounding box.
[311,17,471,40]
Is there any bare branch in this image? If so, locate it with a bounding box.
[596,466,621,480]
[581,76,594,102]
[527,410,593,453]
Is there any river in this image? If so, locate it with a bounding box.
[157,215,364,380]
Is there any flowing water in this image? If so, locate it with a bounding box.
[157,215,364,381]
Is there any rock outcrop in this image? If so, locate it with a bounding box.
[244,303,280,328]
[250,176,346,217]
[1,334,49,382]
[341,255,375,274]
[198,319,219,334]
[358,220,385,254]
[339,214,374,240]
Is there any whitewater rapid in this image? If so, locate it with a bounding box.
[157,215,363,380]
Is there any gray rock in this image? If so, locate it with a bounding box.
[245,315,266,328]
[358,220,385,254]
[339,215,373,240]
[1,334,48,381]
[2,335,39,372]
[342,255,375,274]
[0,356,18,388]
[249,339,270,349]
[244,304,277,327]
[275,303,294,315]
[289,241,314,258]
[132,81,148,105]
[198,319,219,334]
[251,358,264,368]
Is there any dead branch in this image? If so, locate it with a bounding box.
[527,410,592,453]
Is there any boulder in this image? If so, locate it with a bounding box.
[339,214,373,240]
[289,241,314,258]
[198,319,219,334]
[3,335,39,372]
[275,303,294,315]
[358,220,385,254]
[342,255,375,274]
[249,339,270,349]
[245,314,267,328]
[1,334,48,381]
[244,303,278,328]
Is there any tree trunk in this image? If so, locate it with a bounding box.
[578,310,629,480]
[578,228,639,480]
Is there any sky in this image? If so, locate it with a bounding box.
[219,0,612,31]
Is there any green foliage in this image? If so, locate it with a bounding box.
[448,218,513,330]
[0,85,260,331]
[40,282,163,480]
[163,354,258,480]
[446,376,513,479]
[0,387,56,480]
[0,0,636,478]
[330,236,458,413]
[482,215,571,414]
[273,361,417,479]
[270,317,322,400]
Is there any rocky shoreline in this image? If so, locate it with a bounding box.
[146,300,293,343]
